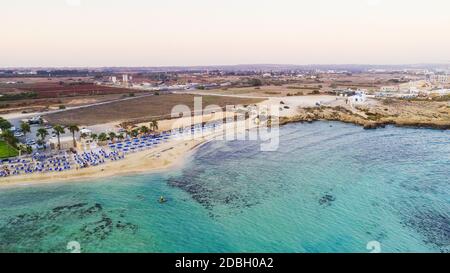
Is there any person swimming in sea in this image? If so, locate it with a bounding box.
[159,196,167,203]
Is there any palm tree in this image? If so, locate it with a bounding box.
[36,128,49,142]
[140,126,149,135]
[20,122,31,138]
[98,133,108,142]
[17,144,33,155]
[108,132,116,142]
[117,133,124,141]
[125,130,132,139]
[1,130,18,147]
[68,125,80,148]
[0,117,12,131]
[150,120,159,132]
[36,139,45,148]
[131,129,139,137]
[91,133,98,142]
[17,144,28,154]
[52,125,65,150]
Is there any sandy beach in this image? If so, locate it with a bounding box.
[0,137,206,188]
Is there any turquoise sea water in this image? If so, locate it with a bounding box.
[0,121,449,253]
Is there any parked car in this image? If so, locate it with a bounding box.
[14,131,24,137]
[36,144,46,150]
[26,139,36,145]
[28,116,41,125]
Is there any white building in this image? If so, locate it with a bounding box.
[408,87,419,95]
[350,90,367,104]
[422,89,450,96]
[80,128,92,136]
[429,74,449,84]
[49,136,75,150]
[79,128,97,151]
[380,86,399,93]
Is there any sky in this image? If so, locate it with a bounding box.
[1,0,450,67]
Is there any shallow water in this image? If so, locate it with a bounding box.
[0,121,449,253]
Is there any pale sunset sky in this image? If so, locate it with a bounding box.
[1,0,449,67]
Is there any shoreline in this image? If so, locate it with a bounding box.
[1,98,448,188]
[2,117,446,189]
[281,115,450,130]
[280,106,450,131]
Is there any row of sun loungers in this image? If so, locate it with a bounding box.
[0,122,223,178]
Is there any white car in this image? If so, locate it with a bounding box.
[37,144,46,150]
[26,139,36,145]
[14,132,24,137]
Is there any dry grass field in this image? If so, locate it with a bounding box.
[197,85,324,97]
[44,94,263,125]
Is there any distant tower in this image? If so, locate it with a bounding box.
[122,74,128,83]
[111,76,117,84]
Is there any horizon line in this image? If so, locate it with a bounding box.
[1,62,450,70]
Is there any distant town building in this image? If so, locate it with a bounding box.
[429,74,449,84]
[422,89,450,96]
[334,88,355,97]
[380,86,399,93]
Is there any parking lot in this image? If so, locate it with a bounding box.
[9,116,73,151]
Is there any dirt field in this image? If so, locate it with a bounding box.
[44,94,264,126]
[0,82,136,98]
[196,85,324,97]
[196,72,408,97]
[0,77,141,112]
[0,93,135,114]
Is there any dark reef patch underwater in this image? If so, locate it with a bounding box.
[402,208,450,252]
[0,202,137,252]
